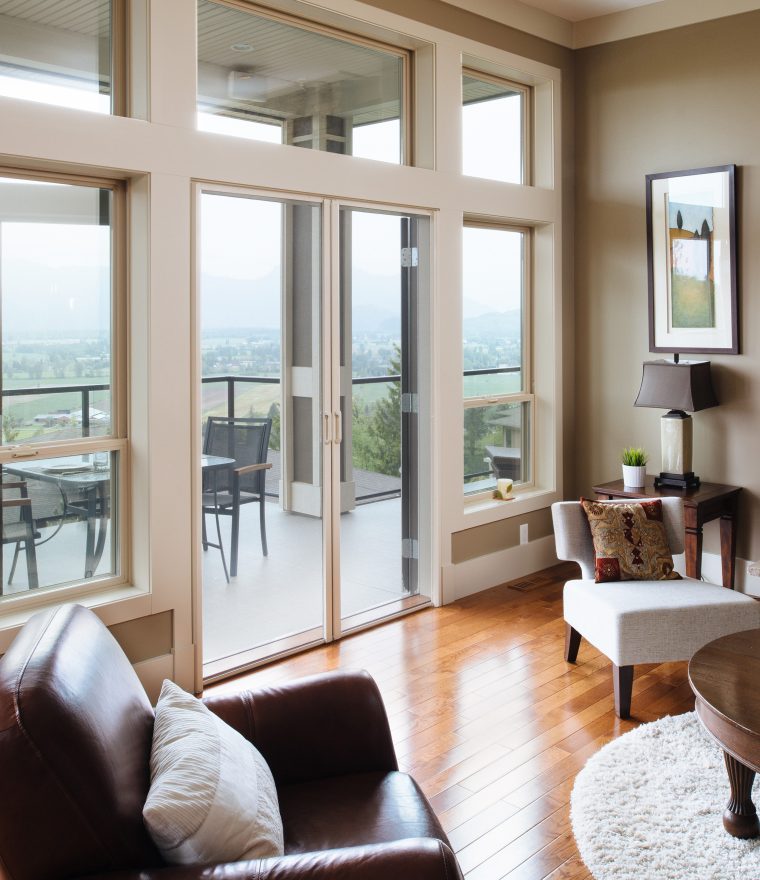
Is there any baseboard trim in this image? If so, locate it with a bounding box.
[441,535,559,603]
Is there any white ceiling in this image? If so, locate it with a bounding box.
[513,0,657,23]
[445,0,760,48]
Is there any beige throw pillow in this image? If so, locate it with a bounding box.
[143,679,284,865]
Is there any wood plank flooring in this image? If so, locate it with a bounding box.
[206,562,695,879]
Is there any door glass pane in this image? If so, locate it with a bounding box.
[0,177,113,443]
[463,226,524,399]
[339,208,425,628]
[2,451,119,597]
[0,0,113,113]
[462,72,525,184]
[200,192,324,676]
[197,0,404,163]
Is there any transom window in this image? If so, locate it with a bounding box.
[462,69,529,185]
[197,0,407,164]
[0,0,118,114]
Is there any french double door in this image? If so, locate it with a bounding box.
[197,188,430,680]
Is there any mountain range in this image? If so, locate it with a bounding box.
[2,261,520,342]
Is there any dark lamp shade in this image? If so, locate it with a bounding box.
[634,360,719,412]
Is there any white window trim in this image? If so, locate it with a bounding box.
[462,221,533,503]
[0,170,131,626]
[0,0,563,690]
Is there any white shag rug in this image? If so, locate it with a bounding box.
[571,712,760,880]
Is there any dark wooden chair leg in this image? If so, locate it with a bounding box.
[613,664,634,719]
[564,623,582,663]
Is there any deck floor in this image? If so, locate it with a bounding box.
[2,493,410,672]
[202,495,408,663]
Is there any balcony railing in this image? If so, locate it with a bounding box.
[2,365,518,486]
[2,382,110,439]
[202,365,519,411]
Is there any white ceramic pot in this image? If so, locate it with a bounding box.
[622,464,646,488]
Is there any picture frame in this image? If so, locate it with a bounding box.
[646,164,738,354]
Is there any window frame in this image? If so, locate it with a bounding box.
[0,0,564,679]
[0,0,127,117]
[0,167,130,607]
[462,67,532,186]
[462,219,534,502]
[197,0,413,165]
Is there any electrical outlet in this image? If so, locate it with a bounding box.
[520,523,529,545]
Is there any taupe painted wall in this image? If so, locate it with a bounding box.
[452,507,554,563]
[109,611,173,664]
[575,11,760,562]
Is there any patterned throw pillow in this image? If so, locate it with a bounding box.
[580,498,682,583]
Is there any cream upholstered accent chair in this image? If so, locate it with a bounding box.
[551,497,760,719]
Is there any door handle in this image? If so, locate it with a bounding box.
[323,412,331,444]
[11,449,40,459]
[334,411,343,445]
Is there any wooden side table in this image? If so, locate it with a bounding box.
[592,477,742,589]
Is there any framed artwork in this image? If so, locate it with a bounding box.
[646,164,738,354]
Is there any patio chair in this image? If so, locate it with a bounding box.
[202,416,273,582]
[1,479,39,592]
[3,475,70,588]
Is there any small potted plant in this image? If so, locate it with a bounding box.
[621,447,648,487]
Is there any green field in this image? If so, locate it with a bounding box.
[201,381,280,422]
[2,372,112,443]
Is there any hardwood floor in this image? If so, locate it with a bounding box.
[207,562,695,879]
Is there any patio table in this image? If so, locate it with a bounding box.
[6,455,235,581]
[5,458,110,579]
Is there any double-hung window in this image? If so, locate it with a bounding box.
[0,172,126,600]
[463,222,533,497]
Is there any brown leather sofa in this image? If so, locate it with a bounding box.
[0,604,463,880]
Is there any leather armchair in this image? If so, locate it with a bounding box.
[0,604,462,880]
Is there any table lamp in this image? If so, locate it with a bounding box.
[633,359,718,489]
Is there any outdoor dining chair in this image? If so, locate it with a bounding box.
[1,479,39,592]
[202,416,272,582]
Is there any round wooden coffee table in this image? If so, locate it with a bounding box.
[689,628,760,838]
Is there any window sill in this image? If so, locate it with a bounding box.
[0,581,151,652]
[462,485,559,529]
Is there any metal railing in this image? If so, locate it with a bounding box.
[3,366,519,486]
[2,383,110,437]
[201,365,520,408]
